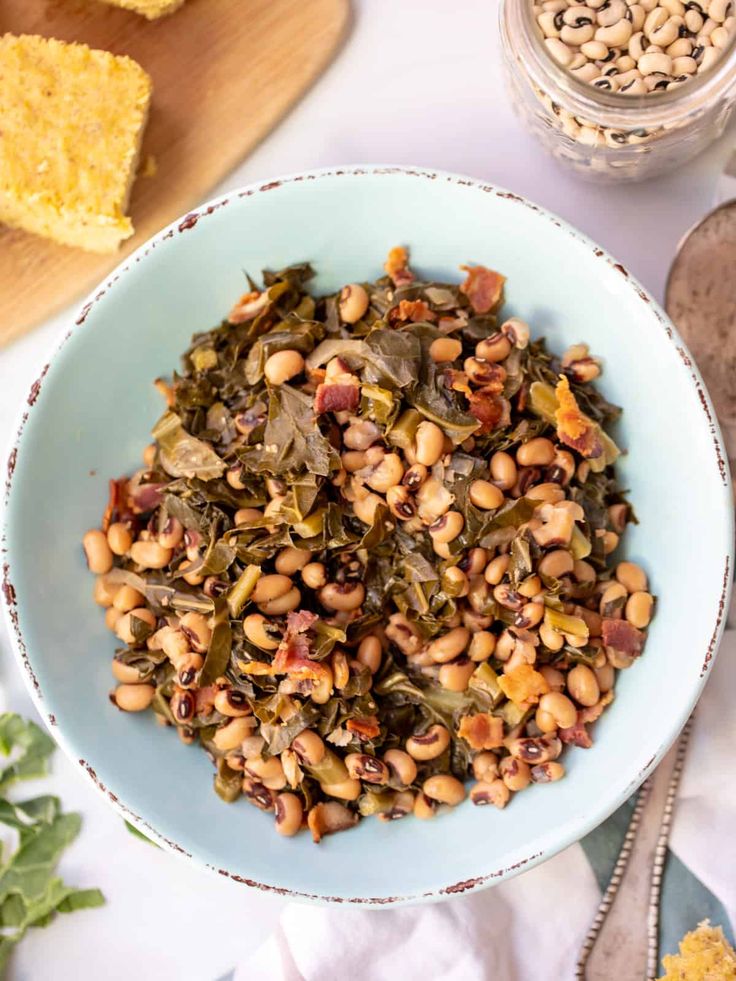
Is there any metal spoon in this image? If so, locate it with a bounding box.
[577,151,736,979]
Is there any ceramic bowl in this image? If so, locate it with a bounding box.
[3,166,732,905]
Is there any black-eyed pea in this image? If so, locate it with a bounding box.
[383,749,418,787]
[320,777,362,801]
[275,547,311,576]
[244,756,287,791]
[472,751,499,782]
[594,662,615,693]
[461,547,488,576]
[243,613,280,651]
[301,562,327,590]
[499,756,532,792]
[423,774,466,806]
[516,437,556,468]
[540,665,566,692]
[406,724,451,760]
[252,574,292,605]
[213,717,255,752]
[599,581,628,618]
[366,453,404,493]
[291,729,326,766]
[475,333,512,362]
[94,574,120,607]
[526,482,566,504]
[484,554,510,585]
[179,611,212,653]
[626,591,653,628]
[214,688,252,718]
[469,479,505,510]
[470,779,510,808]
[339,283,369,324]
[158,517,184,550]
[160,626,190,661]
[567,664,600,707]
[130,540,173,569]
[352,493,384,525]
[112,584,145,614]
[438,657,475,691]
[574,559,597,584]
[83,529,114,574]
[234,507,263,525]
[507,735,562,764]
[442,566,469,598]
[429,337,463,363]
[500,317,530,349]
[111,660,143,684]
[176,652,204,688]
[538,691,578,729]
[357,635,383,673]
[429,511,464,544]
[427,626,470,663]
[518,574,542,598]
[264,350,305,385]
[468,631,496,662]
[600,531,619,555]
[309,666,334,705]
[413,792,437,820]
[318,582,365,612]
[345,753,389,784]
[490,451,517,490]
[415,421,446,467]
[531,762,565,783]
[515,602,544,629]
[104,606,122,631]
[274,792,304,837]
[110,684,155,712]
[493,584,524,611]
[494,629,516,662]
[107,522,132,556]
[260,587,302,616]
[115,608,156,645]
[616,561,648,593]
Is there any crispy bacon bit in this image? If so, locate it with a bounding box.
[286,609,318,634]
[228,290,270,324]
[457,712,504,750]
[384,246,414,286]
[314,383,360,414]
[346,716,381,741]
[467,389,511,434]
[194,685,217,716]
[579,690,614,724]
[388,299,436,325]
[241,610,329,683]
[554,375,603,459]
[459,264,506,314]
[498,664,550,706]
[559,716,593,748]
[602,618,645,657]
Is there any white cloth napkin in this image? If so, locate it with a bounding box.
[237,631,736,981]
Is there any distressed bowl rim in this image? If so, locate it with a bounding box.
[2,164,733,906]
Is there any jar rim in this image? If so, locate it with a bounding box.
[503,0,736,124]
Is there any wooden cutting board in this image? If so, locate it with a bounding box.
[0,0,349,346]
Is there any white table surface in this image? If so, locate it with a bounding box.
[1,2,734,978]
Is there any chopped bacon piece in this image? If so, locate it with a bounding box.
[286,609,318,634]
[346,716,380,740]
[498,664,549,706]
[194,685,217,716]
[459,265,506,314]
[467,389,510,434]
[579,690,614,724]
[102,477,128,532]
[384,246,414,287]
[554,375,603,460]
[559,716,593,748]
[388,299,436,325]
[457,712,504,750]
[241,610,330,683]
[314,383,360,414]
[228,290,270,324]
[602,618,645,657]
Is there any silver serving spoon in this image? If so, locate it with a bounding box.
[577,151,736,980]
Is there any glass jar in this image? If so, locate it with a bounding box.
[500,1,736,183]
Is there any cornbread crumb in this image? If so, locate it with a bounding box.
[0,34,152,253]
[659,920,736,981]
[101,0,186,18]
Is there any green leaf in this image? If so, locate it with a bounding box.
[198,597,233,687]
[0,715,55,793]
[152,411,226,481]
[124,821,160,848]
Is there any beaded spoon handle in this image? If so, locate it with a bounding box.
[575,715,694,981]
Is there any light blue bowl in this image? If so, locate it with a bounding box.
[3,166,732,905]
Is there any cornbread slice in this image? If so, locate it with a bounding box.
[659,921,736,981]
[0,34,152,253]
[101,0,186,18]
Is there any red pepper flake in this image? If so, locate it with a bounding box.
[459,265,505,314]
[346,716,380,740]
